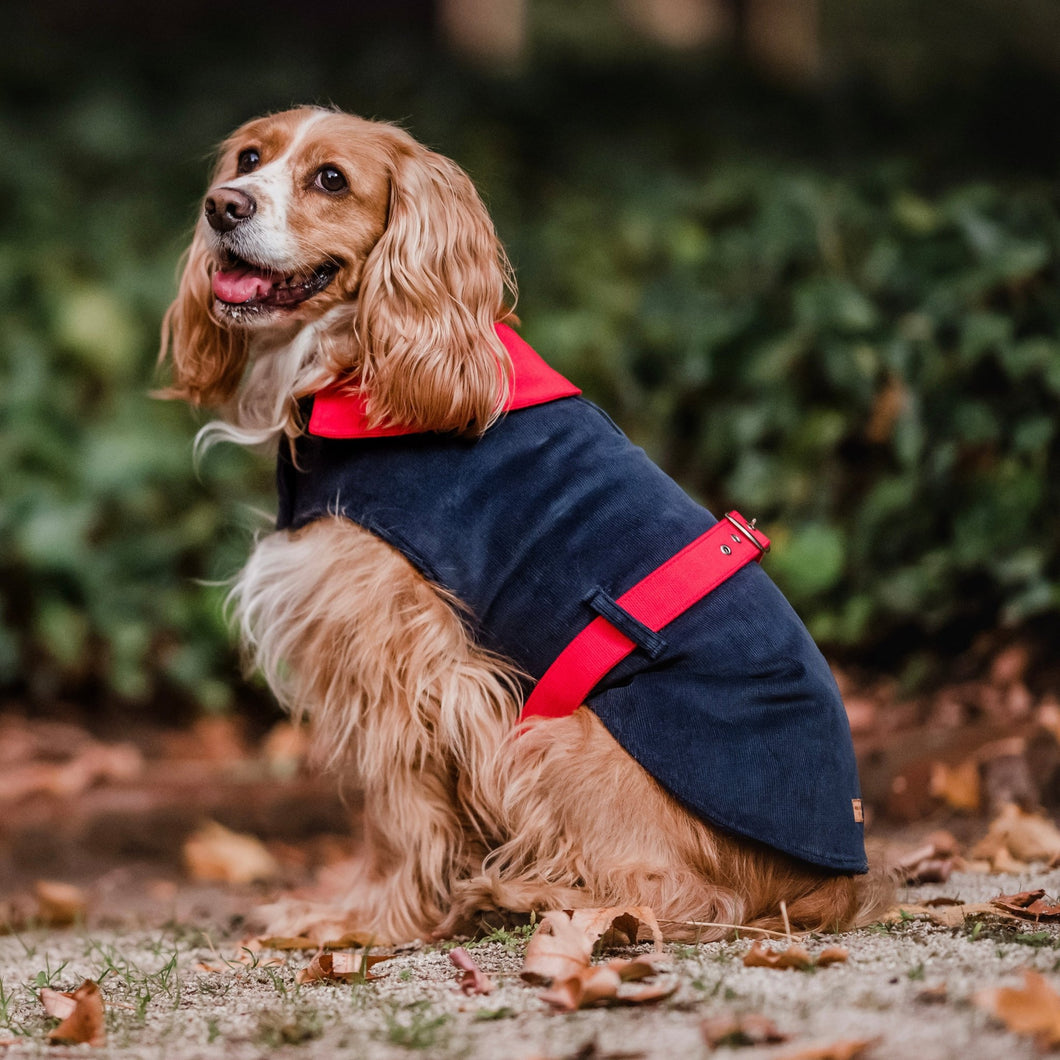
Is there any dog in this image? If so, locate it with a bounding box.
[160,106,889,942]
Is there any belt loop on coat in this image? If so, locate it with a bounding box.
[518,511,770,723]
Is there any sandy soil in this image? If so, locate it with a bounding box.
[0,866,1058,1059]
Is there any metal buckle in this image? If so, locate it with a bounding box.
[724,511,770,554]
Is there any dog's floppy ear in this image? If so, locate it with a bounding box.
[158,224,248,407]
[353,137,515,434]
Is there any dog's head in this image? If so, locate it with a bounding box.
[161,107,515,435]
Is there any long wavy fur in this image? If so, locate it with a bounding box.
[161,108,892,943]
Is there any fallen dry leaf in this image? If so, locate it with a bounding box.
[993,846,1031,873]
[974,969,1060,1049]
[44,979,105,1047]
[522,909,672,1011]
[701,1012,789,1047]
[930,758,981,813]
[522,911,596,985]
[539,965,624,1011]
[521,907,662,986]
[606,954,670,981]
[182,820,280,884]
[34,880,87,927]
[816,947,850,966]
[40,988,78,1021]
[0,882,89,936]
[0,741,142,803]
[894,831,960,885]
[449,947,495,995]
[743,941,813,970]
[972,804,1060,867]
[538,958,676,1012]
[888,902,1019,928]
[742,940,848,971]
[991,888,1060,920]
[295,951,393,984]
[778,1040,877,1060]
[566,906,663,949]
[916,983,948,1004]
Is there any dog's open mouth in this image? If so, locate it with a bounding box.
[211,257,339,311]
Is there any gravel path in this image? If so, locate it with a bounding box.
[1,867,1059,1059]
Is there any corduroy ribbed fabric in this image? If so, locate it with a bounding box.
[276,354,867,872]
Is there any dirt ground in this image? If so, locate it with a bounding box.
[0,866,1059,1059]
[3,711,1060,1059]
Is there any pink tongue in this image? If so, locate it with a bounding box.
[212,265,279,304]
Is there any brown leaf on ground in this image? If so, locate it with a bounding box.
[916,983,948,1004]
[605,954,671,981]
[34,880,87,927]
[566,906,664,949]
[522,911,596,985]
[991,889,1060,920]
[972,804,1060,867]
[742,940,847,970]
[44,979,105,1047]
[743,940,812,969]
[539,965,625,1011]
[816,947,851,966]
[538,960,677,1012]
[182,820,280,884]
[893,831,959,884]
[295,950,393,984]
[39,989,78,1021]
[449,947,495,995]
[778,1040,877,1060]
[523,909,672,1010]
[888,902,1019,928]
[0,882,89,935]
[521,907,662,986]
[0,741,142,802]
[701,1012,789,1047]
[974,969,1060,1049]
[929,759,981,813]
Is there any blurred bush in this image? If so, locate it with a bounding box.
[2,9,1058,711]
[522,165,1060,661]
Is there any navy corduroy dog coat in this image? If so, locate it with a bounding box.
[276,325,868,874]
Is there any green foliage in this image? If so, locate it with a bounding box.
[1,24,1058,710]
[522,164,1060,655]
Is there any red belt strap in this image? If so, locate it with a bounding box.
[519,511,770,722]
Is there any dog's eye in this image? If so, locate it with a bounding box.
[237,149,260,175]
[315,166,348,194]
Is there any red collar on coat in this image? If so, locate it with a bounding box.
[306,322,582,439]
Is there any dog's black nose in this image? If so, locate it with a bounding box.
[204,187,257,232]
